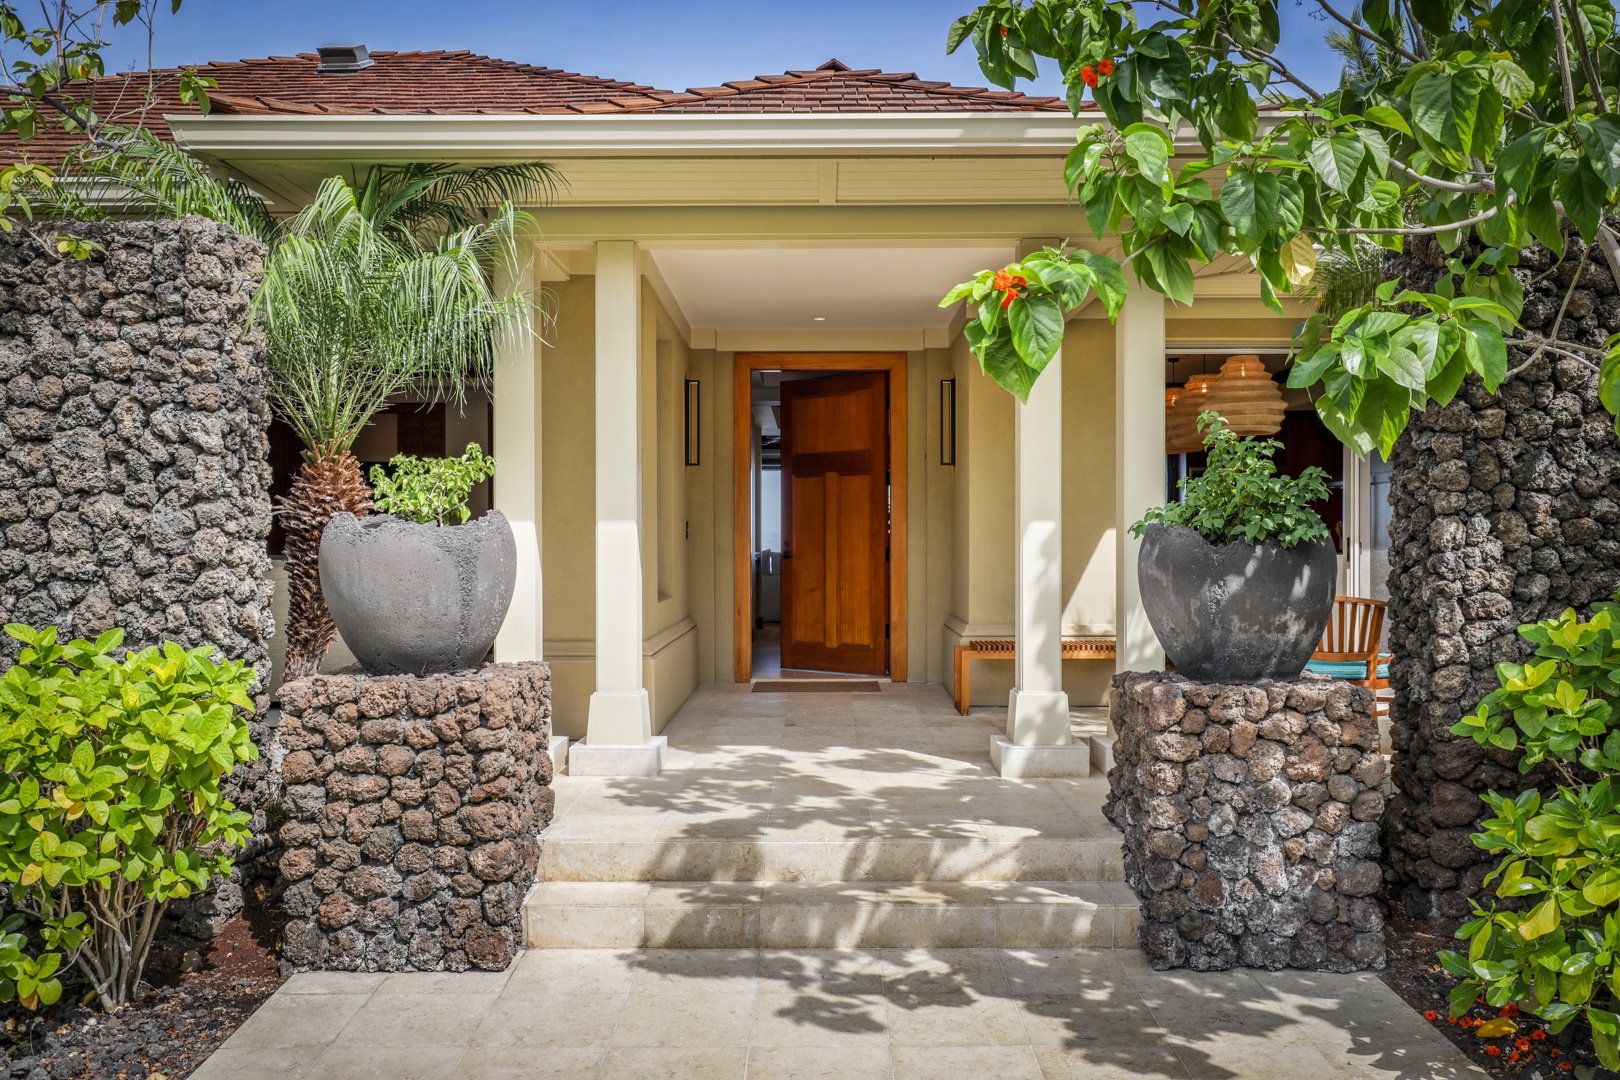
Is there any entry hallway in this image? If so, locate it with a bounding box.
[195,685,1484,1079]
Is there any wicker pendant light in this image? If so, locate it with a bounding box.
[1202,354,1286,436]
[1167,373,1219,453]
[1164,384,1181,442]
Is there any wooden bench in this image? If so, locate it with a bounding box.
[952,637,1117,714]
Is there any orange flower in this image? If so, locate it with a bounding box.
[1001,291,1017,310]
[1099,58,1115,76]
[1080,65,1098,88]
[1001,25,1010,37]
[1515,1037,1531,1051]
[1551,1048,1562,1056]
[1559,1062,1574,1071]
[1486,1046,1502,1057]
[1532,1030,1548,1041]
[1447,1016,1458,1025]
[1509,1051,1520,1062]
[1423,1010,1438,1021]
[1501,1004,1521,1018]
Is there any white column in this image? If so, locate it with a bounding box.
[992,342,1092,779]
[575,240,664,775]
[1115,278,1167,675]
[492,248,542,665]
[1006,347,1071,745]
[1343,447,1372,597]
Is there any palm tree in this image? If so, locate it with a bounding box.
[49,135,556,677]
[256,178,539,677]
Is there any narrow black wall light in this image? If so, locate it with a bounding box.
[684,378,701,466]
[940,378,957,466]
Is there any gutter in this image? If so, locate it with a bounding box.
[163,110,1180,160]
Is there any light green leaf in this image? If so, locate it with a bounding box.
[1308,134,1366,195]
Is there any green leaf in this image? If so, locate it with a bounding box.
[1124,126,1171,189]
[1558,158,1608,242]
[1577,116,1620,189]
[1008,294,1065,373]
[1411,69,1478,164]
[1461,319,1508,390]
[1308,135,1366,195]
[1362,105,1411,135]
[1220,169,1274,243]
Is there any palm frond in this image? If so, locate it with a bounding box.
[53,125,280,244]
[1300,241,1390,322]
[356,161,561,244]
[252,176,533,458]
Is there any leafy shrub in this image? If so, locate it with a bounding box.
[1443,600,1620,1068]
[0,625,258,1010]
[369,442,497,526]
[1130,412,1331,547]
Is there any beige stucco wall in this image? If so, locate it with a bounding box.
[943,318,1117,708]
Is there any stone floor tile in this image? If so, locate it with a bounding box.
[220,993,370,1050]
[876,947,1009,997]
[757,949,886,995]
[998,947,1133,997]
[626,948,762,993]
[371,969,512,995]
[1171,1039,1341,1080]
[1014,992,1165,1046]
[301,1044,467,1080]
[277,971,386,995]
[611,989,756,1047]
[334,992,499,1047]
[597,1046,748,1079]
[883,992,1028,1046]
[750,991,890,1047]
[1034,1043,1191,1080]
[742,1045,893,1080]
[451,1046,607,1079]
[185,1045,322,1080]
[470,991,626,1048]
[891,1044,1044,1080]
[504,948,638,996]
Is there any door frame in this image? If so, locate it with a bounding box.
[733,353,907,683]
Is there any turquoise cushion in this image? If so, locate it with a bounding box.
[1306,659,1389,680]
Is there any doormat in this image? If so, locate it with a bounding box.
[752,679,883,693]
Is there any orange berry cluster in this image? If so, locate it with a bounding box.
[1080,58,1116,88]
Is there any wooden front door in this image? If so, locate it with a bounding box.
[780,372,890,675]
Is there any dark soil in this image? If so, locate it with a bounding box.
[1380,901,1611,1079]
[0,903,282,1080]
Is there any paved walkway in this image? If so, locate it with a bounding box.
[194,684,1484,1079]
[195,946,1482,1079]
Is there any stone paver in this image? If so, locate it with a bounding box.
[194,947,1485,1079]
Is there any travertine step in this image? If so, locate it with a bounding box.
[539,836,1125,883]
[522,880,1140,950]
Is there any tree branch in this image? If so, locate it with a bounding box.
[1399,0,1433,59]
[1551,0,1581,115]
[1329,204,1500,235]
[1311,0,1423,63]
[1567,0,1610,114]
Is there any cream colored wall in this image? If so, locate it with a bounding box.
[943,317,1118,708]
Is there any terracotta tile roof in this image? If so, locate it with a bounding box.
[0,52,1074,162]
[646,59,1070,112]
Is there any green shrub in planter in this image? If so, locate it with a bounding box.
[1442,599,1620,1067]
[369,442,497,526]
[0,625,258,1010]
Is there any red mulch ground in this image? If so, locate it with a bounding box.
[1379,901,1612,1079]
[0,902,283,1080]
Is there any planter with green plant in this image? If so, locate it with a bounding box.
[1130,413,1336,681]
[0,624,259,1011]
[317,443,514,676]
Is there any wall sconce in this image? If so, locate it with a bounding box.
[940,378,956,466]
[684,378,701,466]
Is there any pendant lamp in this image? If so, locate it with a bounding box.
[1167,373,1218,453]
[1202,354,1286,436]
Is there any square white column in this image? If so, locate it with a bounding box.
[1114,278,1167,677]
[574,240,664,776]
[996,342,1087,777]
[492,247,542,665]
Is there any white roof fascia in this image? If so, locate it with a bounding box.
[163,111,1251,159]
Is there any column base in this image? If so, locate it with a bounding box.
[548,735,571,775]
[1089,734,1116,776]
[1005,687,1072,746]
[586,688,653,745]
[570,736,668,777]
[991,734,1092,778]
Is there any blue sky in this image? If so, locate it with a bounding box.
[102,0,1348,102]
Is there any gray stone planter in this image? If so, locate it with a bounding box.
[1138,523,1336,682]
[319,510,517,675]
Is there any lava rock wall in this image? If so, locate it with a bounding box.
[0,219,274,941]
[1385,234,1620,921]
[274,663,553,973]
[1106,671,1388,972]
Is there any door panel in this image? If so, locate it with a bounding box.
[781,372,889,674]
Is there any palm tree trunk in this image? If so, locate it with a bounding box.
[281,451,371,680]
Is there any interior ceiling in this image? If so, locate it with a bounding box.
[652,245,1018,331]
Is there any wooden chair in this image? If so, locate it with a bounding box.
[1306,596,1392,706]
[952,637,1116,714]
